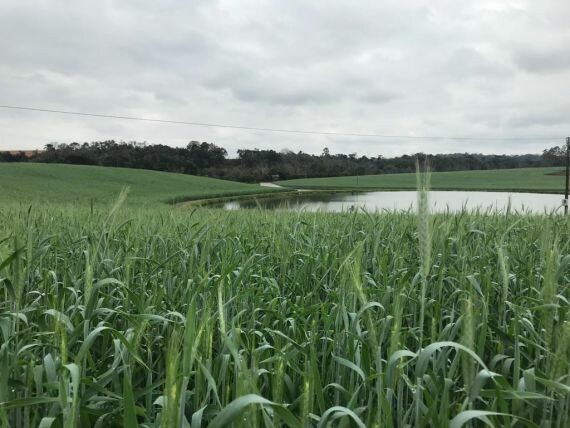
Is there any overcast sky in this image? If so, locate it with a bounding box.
[1,0,569,157]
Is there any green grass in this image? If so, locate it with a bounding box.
[0,192,569,426]
[0,163,281,206]
[278,167,566,193]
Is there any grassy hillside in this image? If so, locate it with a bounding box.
[278,167,566,193]
[0,163,280,205]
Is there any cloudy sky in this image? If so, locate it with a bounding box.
[1,0,569,157]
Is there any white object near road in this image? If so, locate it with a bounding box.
[260,182,285,188]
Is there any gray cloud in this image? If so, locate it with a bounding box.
[1,0,569,156]
[513,45,570,74]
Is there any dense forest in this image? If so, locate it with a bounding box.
[1,140,566,182]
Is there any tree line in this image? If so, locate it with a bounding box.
[1,140,566,182]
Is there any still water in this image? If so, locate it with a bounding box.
[219,191,565,214]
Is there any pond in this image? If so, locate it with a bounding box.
[217,191,566,214]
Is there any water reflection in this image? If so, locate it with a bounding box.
[218,191,565,214]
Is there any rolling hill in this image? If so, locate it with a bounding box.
[0,163,280,205]
[278,167,567,194]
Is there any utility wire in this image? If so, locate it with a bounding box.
[0,104,561,141]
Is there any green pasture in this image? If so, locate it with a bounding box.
[279,167,566,193]
[0,163,279,206]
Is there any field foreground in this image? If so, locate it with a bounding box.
[0,202,569,427]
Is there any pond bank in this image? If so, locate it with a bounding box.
[175,188,362,208]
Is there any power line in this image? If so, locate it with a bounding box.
[0,104,561,141]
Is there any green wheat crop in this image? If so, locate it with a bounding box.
[0,197,568,427]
